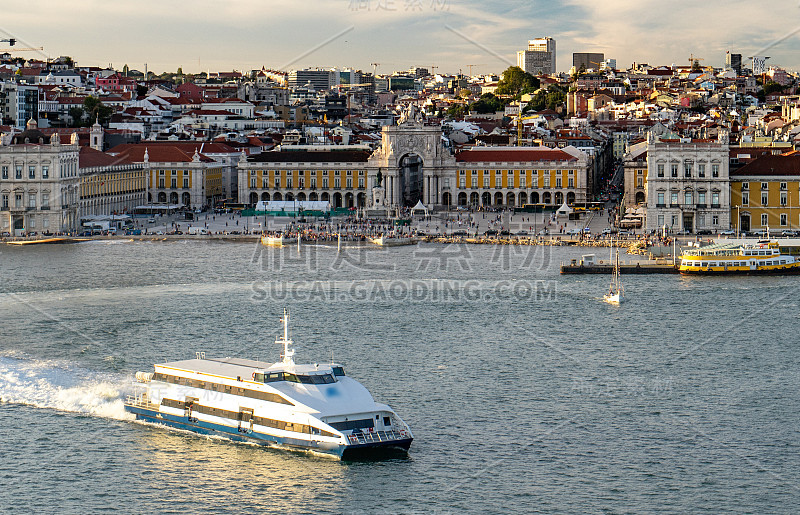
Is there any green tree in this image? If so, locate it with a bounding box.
[762,81,784,96]
[470,92,506,114]
[68,106,84,127]
[496,66,540,97]
[447,103,468,118]
[83,97,113,126]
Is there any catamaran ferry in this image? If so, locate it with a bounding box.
[124,310,413,459]
[679,241,800,275]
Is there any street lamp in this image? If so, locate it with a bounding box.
[736,205,740,238]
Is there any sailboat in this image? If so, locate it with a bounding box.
[604,240,624,304]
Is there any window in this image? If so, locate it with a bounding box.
[14,193,21,208]
[262,178,269,189]
[657,214,664,226]
[299,177,305,189]
[158,178,165,188]
[443,178,450,188]
[1,194,8,208]
[520,177,526,188]
[762,193,768,206]
[781,213,788,226]
[712,216,718,226]
[183,178,189,188]
[671,192,678,205]
[657,164,664,177]
[483,177,489,188]
[275,178,281,188]
[761,182,768,190]
[334,178,340,189]
[684,192,692,205]
[671,215,678,226]
[346,178,352,189]
[287,177,293,188]
[698,164,705,177]
[762,214,768,226]
[42,193,48,208]
[698,192,706,205]
[636,177,643,188]
[742,192,749,205]
[712,164,719,177]
[670,164,678,177]
[322,178,328,189]
[1,166,6,179]
[310,178,316,189]
[471,177,477,188]
[495,176,501,188]
[568,178,574,188]
[171,178,177,188]
[28,166,35,179]
[684,162,692,177]
[358,177,364,188]
[742,182,749,190]
[781,182,787,190]
[781,192,787,206]
[459,177,466,188]
[28,193,36,208]
[657,192,665,206]
[15,165,22,179]
[697,215,705,227]
[250,177,256,188]
[556,177,562,188]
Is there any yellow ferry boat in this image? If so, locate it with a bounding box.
[679,241,800,275]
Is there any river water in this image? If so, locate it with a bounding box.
[0,239,798,514]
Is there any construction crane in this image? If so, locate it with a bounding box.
[688,54,704,70]
[466,64,484,77]
[1,46,44,52]
[0,38,15,46]
[370,62,380,77]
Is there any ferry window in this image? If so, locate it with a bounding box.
[332,367,345,377]
[283,373,299,383]
[254,373,265,382]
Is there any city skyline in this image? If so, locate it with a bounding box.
[4,0,800,75]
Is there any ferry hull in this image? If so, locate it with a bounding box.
[679,267,800,276]
[125,404,412,459]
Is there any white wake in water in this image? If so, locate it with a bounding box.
[0,356,134,420]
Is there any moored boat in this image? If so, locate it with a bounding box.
[261,234,298,247]
[679,241,800,275]
[368,235,419,247]
[124,310,413,459]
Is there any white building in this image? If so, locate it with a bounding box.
[517,37,556,75]
[0,120,80,235]
[645,131,731,233]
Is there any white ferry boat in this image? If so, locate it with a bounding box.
[261,234,298,247]
[124,310,413,459]
[368,235,419,247]
[679,241,800,275]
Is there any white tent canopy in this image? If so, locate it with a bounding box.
[411,200,428,216]
[255,200,331,212]
[556,201,573,216]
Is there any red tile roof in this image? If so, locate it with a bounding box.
[731,154,800,177]
[456,148,578,163]
[107,143,215,163]
[79,146,132,168]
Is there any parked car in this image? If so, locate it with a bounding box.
[147,218,156,223]
[601,228,617,235]
[719,230,735,235]
[1,231,10,237]
[451,230,468,236]
[484,229,498,236]
[781,230,799,236]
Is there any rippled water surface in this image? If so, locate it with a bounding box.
[1,240,799,513]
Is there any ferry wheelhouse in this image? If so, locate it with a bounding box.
[679,241,800,275]
[124,311,413,459]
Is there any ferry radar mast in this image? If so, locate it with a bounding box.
[276,308,295,365]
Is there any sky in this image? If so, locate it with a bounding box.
[3,0,800,75]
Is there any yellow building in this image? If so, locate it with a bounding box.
[79,147,147,216]
[730,154,800,233]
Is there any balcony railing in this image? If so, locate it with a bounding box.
[696,204,707,208]
[41,206,50,210]
[711,203,720,208]
[656,203,666,208]
[346,429,410,445]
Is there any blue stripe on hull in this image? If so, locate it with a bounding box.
[125,405,345,458]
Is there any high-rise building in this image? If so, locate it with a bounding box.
[573,52,604,72]
[517,37,556,75]
[287,69,335,92]
[726,52,742,76]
